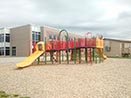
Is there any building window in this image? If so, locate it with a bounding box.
[49,35,53,39]
[0,47,4,56]
[0,47,10,56]
[0,34,4,42]
[105,46,111,52]
[49,34,57,40]
[6,47,10,55]
[6,34,10,42]
[105,40,111,52]
[32,31,41,43]
[12,47,16,56]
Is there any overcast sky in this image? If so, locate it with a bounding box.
[0,0,131,40]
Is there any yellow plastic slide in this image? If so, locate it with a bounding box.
[16,50,45,68]
[96,48,107,59]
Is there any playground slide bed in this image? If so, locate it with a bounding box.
[0,57,131,98]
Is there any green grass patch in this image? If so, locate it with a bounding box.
[0,90,30,98]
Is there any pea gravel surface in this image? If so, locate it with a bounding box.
[0,57,131,98]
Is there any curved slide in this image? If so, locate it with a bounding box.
[16,50,45,68]
[96,48,107,59]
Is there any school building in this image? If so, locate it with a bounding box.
[104,38,131,57]
[0,24,131,57]
[0,24,82,57]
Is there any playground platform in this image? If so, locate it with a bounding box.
[16,30,107,68]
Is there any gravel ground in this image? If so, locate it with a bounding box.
[0,57,131,98]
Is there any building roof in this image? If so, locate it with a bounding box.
[104,38,131,43]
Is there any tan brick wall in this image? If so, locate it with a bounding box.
[41,26,84,41]
[10,25,32,56]
[41,26,59,41]
[104,39,131,57]
[104,40,121,56]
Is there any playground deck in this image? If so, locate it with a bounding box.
[0,57,131,98]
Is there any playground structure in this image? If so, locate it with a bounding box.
[16,29,107,68]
